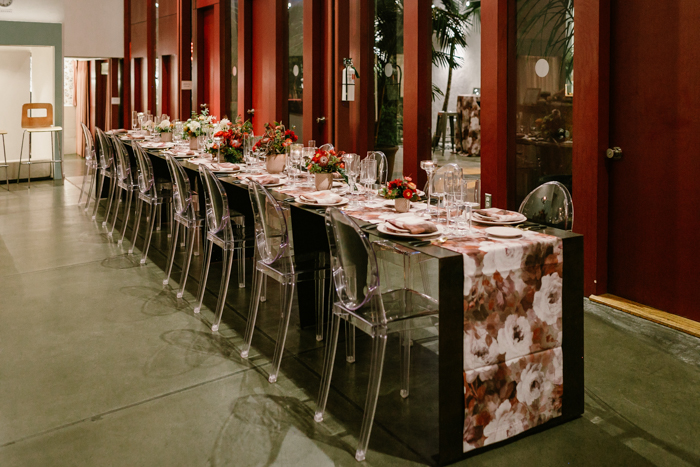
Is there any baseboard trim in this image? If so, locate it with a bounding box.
[589,294,700,338]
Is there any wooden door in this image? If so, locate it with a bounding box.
[608,0,700,321]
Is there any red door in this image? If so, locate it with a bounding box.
[607,0,700,321]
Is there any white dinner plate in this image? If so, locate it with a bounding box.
[295,197,348,207]
[485,226,523,239]
[471,212,527,225]
[376,222,443,238]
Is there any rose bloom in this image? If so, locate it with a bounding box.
[232,140,242,148]
[403,189,413,199]
[497,314,533,361]
[408,182,417,190]
[533,273,563,325]
[516,362,544,406]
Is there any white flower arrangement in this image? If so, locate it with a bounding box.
[156,119,172,133]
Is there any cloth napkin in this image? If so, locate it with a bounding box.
[245,175,280,185]
[385,216,438,234]
[209,162,239,171]
[170,149,196,156]
[473,208,524,223]
[299,191,343,204]
[108,129,128,135]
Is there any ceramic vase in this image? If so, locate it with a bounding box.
[314,173,333,191]
[266,153,286,174]
[189,137,198,150]
[160,132,172,142]
[395,198,411,213]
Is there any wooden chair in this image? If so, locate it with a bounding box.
[0,130,8,190]
[16,103,63,187]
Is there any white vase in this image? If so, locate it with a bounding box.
[314,173,333,191]
[395,198,411,213]
[266,153,286,174]
[160,132,172,142]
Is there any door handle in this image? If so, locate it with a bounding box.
[316,116,326,124]
[606,147,622,160]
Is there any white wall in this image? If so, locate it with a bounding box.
[431,23,481,133]
[28,46,56,163]
[64,0,124,58]
[0,48,31,165]
[0,0,64,23]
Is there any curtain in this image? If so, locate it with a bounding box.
[74,61,90,157]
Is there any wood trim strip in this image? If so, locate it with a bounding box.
[590,294,700,338]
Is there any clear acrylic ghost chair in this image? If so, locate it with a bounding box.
[92,128,116,222]
[128,142,163,264]
[241,181,331,383]
[107,136,139,245]
[519,181,574,230]
[193,165,247,329]
[314,208,439,462]
[162,154,204,299]
[78,123,98,210]
[319,143,334,151]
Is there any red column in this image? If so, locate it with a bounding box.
[403,0,432,187]
[573,0,611,295]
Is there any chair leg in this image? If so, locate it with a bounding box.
[109,187,122,237]
[268,279,296,383]
[163,221,181,286]
[260,275,267,302]
[236,242,245,288]
[400,328,411,399]
[419,260,432,297]
[92,172,105,221]
[355,331,388,462]
[315,269,326,342]
[345,321,356,363]
[84,165,96,212]
[140,203,158,264]
[103,177,117,227]
[177,225,197,299]
[129,198,143,255]
[194,240,214,314]
[241,267,263,359]
[314,312,341,423]
[211,246,235,332]
[78,161,89,205]
[119,188,133,246]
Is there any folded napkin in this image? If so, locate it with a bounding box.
[299,191,343,204]
[245,175,280,186]
[473,208,524,223]
[173,149,196,156]
[108,129,128,135]
[209,162,239,171]
[385,216,438,235]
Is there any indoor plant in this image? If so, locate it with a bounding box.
[253,121,298,174]
[307,148,344,190]
[380,176,420,212]
[207,116,253,163]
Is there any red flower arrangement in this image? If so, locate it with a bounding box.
[207,116,253,163]
[380,176,420,201]
[307,148,345,174]
[253,121,298,156]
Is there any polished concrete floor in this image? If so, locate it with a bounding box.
[1,158,699,466]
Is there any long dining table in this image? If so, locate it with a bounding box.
[119,139,584,466]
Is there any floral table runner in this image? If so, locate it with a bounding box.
[339,203,564,453]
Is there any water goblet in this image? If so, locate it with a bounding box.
[420,159,436,218]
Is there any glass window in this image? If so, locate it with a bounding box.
[515,0,574,206]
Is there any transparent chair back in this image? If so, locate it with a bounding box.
[111,135,132,185]
[432,163,461,194]
[366,151,389,186]
[165,154,193,220]
[325,208,380,315]
[519,181,574,230]
[247,180,290,265]
[80,123,95,161]
[133,143,156,197]
[319,143,334,151]
[198,164,231,238]
[95,128,113,171]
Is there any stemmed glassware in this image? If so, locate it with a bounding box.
[360,157,377,203]
[420,160,436,217]
[464,178,481,233]
[173,121,183,145]
[131,111,138,131]
[213,136,223,162]
[344,153,360,206]
[302,145,316,186]
[288,143,303,186]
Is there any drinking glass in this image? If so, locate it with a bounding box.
[131,111,138,131]
[198,135,207,154]
[344,153,360,206]
[289,143,303,185]
[213,136,223,162]
[420,160,436,217]
[302,146,316,186]
[138,112,145,132]
[308,140,317,149]
[464,178,481,232]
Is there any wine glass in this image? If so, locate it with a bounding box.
[131,111,138,131]
[344,153,359,206]
[213,136,223,162]
[420,160,436,218]
[302,146,315,186]
[464,178,481,232]
[289,143,303,185]
[197,135,207,154]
